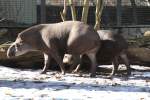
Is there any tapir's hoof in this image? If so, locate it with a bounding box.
[108,74,113,79]
[40,71,46,74]
[109,72,116,77]
[90,73,96,78]
[72,70,78,74]
[61,71,65,75]
[127,71,131,76]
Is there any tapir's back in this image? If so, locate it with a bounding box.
[18,21,100,54]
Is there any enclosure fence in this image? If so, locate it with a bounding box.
[0,0,37,27]
[0,0,150,28]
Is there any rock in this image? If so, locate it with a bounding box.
[144,31,150,37]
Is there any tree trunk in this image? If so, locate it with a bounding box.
[94,0,104,30]
[81,0,89,23]
[68,0,76,21]
[60,0,67,21]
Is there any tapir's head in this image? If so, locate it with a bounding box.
[7,34,35,58]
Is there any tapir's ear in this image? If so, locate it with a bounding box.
[15,37,23,43]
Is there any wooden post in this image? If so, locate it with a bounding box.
[40,0,46,23]
[81,0,89,23]
[117,0,122,26]
[68,0,76,21]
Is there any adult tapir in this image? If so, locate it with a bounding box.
[7,21,100,77]
[63,29,131,77]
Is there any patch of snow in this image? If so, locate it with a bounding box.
[0,65,150,99]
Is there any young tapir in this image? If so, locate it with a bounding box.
[7,21,100,77]
[97,30,131,76]
[63,30,131,77]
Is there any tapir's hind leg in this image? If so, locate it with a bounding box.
[110,56,119,77]
[71,55,82,73]
[86,47,99,77]
[41,53,51,74]
[69,54,81,73]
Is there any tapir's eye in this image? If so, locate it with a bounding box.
[16,43,20,48]
[16,42,24,47]
[15,43,22,51]
[64,55,67,58]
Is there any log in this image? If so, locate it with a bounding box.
[0,42,43,68]
[127,36,150,48]
[0,36,150,68]
[125,36,150,65]
[127,47,150,64]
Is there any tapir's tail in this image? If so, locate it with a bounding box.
[116,27,123,34]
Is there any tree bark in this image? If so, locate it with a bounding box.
[68,0,76,21]
[81,0,89,23]
[60,0,67,21]
[94,0,104,30]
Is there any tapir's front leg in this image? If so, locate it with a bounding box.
[41,53,51,74]
[120,52,131,76]
[51,51,65,75]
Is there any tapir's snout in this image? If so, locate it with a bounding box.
[7,39,36,58]
[7,44,16,58]
[63,54,74,64]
